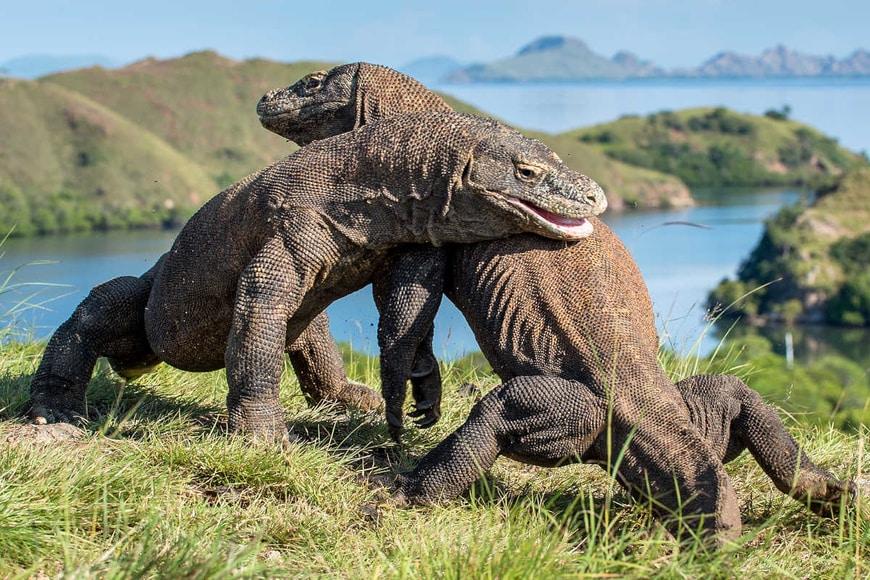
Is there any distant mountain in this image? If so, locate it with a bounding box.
[693,45,833,77]
[448,36,657,82]
[0,54,117,79]
[689,45,870,78]
[446,36,870,82]
[400,55,463,84]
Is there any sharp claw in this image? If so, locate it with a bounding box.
[386,410,403,429]
[413,399,436,411]
[413,410,440,429]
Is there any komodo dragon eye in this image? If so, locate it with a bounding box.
[305,76,323,91]
[514,162,542,182]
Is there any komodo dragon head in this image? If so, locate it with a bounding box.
[258,62,452,145]
[260,64,606,239]
[449,119,607,240]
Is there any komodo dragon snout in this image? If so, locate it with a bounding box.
[463,133,607,239]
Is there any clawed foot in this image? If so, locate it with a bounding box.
[29,401,87,426]
[808,478,866,519]
[410,366,442,430]
[386,399,440,443]
[227,400,290,447]
[408,398,440,429]
[842,475,870,521]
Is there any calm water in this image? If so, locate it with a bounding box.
[0,187,809,359]
[2,79,868,362]
[436,78,870,152]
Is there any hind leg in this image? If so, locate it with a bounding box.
[286,311,382,412]
[30,275,156,424]
[677,374,856,517]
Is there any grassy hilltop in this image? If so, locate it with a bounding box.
[44,53,334,183]
[572,107,865,187]
[0,341,867,577]
[710,167,870,327]
[1,52,694,237]
[0,79,215,236]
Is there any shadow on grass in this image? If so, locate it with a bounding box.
[0,367,221,436]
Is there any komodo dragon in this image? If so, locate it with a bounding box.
[30,110,607,442]
[258,62,857,542]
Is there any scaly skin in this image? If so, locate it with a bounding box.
[32,110,605,443]
[259,62,857,543]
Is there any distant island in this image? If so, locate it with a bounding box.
[404,35,870,83]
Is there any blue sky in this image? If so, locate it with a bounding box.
[1,0,867,67]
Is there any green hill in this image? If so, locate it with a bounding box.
[49,56,692,210]
[0,79,215,235]
[44,52,333,185]
[709,167,870,326]
[571,107,866,187]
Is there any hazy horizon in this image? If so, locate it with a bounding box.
[2,0,868,69]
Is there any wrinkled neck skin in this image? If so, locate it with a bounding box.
[353,63,453,129]
[297,176,522,251]
[262,114,522,251]
[443,226,685,420]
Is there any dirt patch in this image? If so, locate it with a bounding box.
[2,422,85,445]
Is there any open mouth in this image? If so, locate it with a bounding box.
[505,196,594,239]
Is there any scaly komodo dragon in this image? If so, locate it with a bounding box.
[29,110,607,441]
[258,62,858,543]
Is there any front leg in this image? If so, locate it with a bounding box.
[226,237,306,443]
[373,246,448,441]
[30,274,157,424]
[397,376,605,502]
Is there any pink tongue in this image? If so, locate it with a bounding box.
[522,201,594,238]
[532,205,586,226]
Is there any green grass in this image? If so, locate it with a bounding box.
[0,341,866,578]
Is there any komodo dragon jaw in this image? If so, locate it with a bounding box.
[481,170,607,240]
[460,138,608,241]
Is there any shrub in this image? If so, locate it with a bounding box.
[764,105,791,121]
[826,271,870,326]
[0,182,34,236]
[687,108,754,135]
